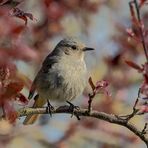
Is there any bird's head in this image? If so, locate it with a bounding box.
[54,37,94,61]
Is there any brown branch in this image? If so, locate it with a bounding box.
[18,106,148,147]
[87,93,94,114]
[88,77,96,113]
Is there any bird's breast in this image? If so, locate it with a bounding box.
[36,55,87,102]
[53,55,87,101]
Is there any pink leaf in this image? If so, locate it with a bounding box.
[125,60,142,71]
[138,105,148,114]
[139,0,148,8]
[3,100,18,123]
[96,80,110,96]
[15,93,28,105]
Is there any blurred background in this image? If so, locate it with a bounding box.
[0,0,148,147]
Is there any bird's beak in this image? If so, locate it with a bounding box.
[83,47,95,51]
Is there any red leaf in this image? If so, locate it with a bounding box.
[15,93,28,105]
[3,100,18,123]
[0,66,10,81]
[46,1,65,21]
[0,0,20,7]
[96,80,109,88]
[126,28,135,37]
[7,110,18,123]
[44,0,52,7]
[3,81,24,99]
[88,77,95,91]
[11,25,25,36]
[96,80,110,96]
[8,43,38,61]
[143,62,148,77]
[138,105,148,114]
[126,28,141,42]
[144,74,148,83]
[140,78,148,97]
[125,60,142,71]
[139,0,148,8]
[104,53,122,67]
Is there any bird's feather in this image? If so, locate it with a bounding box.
[23,96,46,125]
[28,78,37,100]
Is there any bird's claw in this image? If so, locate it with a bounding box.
[46,100,54,117]
[66,101,80,120]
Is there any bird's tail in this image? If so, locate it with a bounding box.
[23,96,46,125]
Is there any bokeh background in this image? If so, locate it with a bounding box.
[0,0,148,147]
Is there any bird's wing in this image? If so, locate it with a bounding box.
[42,55,58,72]
[28,55,58,100]
[28,77,37,100]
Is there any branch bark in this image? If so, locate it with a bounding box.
[18,106,148,147]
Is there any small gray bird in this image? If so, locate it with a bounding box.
[23,37,94,125]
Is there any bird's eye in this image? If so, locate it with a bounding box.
[71,45,77,50]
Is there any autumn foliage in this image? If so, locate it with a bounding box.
[0,0,148,147]
[0,0,102,122]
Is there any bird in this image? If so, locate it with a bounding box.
[23,37,94,125]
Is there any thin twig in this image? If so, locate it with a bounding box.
[87,93,93,114]
[116,88,140,121]
[127,88,140,120]
[87,77,96,114]
[142,123,148,135]
[134,0,148,61]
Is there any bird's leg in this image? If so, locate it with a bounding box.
[46,99,54,117]
[66,101,80,120]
